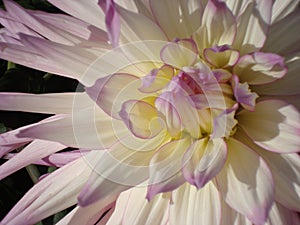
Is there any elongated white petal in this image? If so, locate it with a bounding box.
[0,151,99,225]
[170,182,221,225]
[17,107,126,149]
[238,100,300,153]
[0,92,94,114]
[216,138,274,225]
[57,199,116,225]
[147,137,191,200]
[149,0,203,39]
[233,0,272,55]
[107,187,170,225]
[47,0,106,29]
[182,137,227,188]
[0,140,65,180]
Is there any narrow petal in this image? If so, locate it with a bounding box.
[233,52,287,85]
[0,151,98,225]
[17,107,126,149]
[194,0,236,50]
[271,0,300,24]
[216,138,274,225]
[99,0,120,47]
[47,0,106,29]
[252,53,300,95]
[0,140,65,180]
[0,92,94,114]
[233,0,272,55]
[264,9,300,54]
[170,182,221,225]
[182,137,227,188]
[160,38,198,68]
[149,0,203,39]
[237,100,300,153]
[147,137,192,200]
[107,187,170,225]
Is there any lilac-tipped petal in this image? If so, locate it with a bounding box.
[237,100,300,153]
[182,137,227,189]
[0,140,66,180]
[146,138,192,200]
[216,138,274,225]
[99,0,120,47]
[233,52,287,85]
[0,151,100,225]
[86,73,148,119]
[160,38,198,68]
[232,75,258,111]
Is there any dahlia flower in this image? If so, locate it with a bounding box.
[0,0,299,224]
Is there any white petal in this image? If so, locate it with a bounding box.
[265,202,300,225]
[170,182,221,225]
[182,137,227,188]
[0,151,99,225]
[0,92,94,114]
[149,0,203,39]
[271,0,300,23]
[0,140,65,180]
[252,53,300,96]
[147,137,192,200]
[107,187,170,225]
[233,0,273,55]
[264,11,300,54]
[216,138,274,225]
[17,107,126,149]
[47,0,106,29]
[238,100,300,153]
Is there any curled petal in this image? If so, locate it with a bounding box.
[233,52,287,85]
[119,100,163,139]
[139,65,174,93]
[232,75,258,111]
[182,137,227,188]
[204,45,239,68]
[237,100,300,153]
[216,138,274,225]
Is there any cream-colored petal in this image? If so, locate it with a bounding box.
[237,100,300,153]
[271,0,300,24]
[216,138,274,224]
[265,202,300,225]
[233,0,272,55]
[170,182,221,225]
[149,0,203,39]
